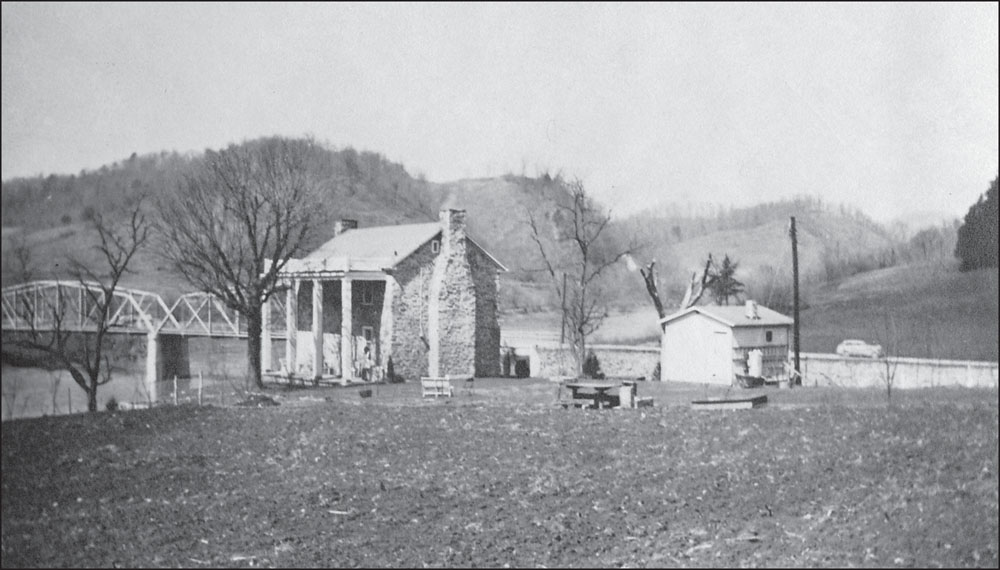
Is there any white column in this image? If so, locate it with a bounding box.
[341,277,353,380]
[379,277,394,370]
[261,296,272,373]
[312,280,324,379]
[145,332,159,404]
[285,281,297,373]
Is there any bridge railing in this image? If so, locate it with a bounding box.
[1,280,178,334]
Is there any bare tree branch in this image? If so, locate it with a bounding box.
[10,200,148,412]
[155,137,326,388]
[525,177,635,376]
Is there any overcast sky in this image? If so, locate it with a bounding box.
[3,3,997,223]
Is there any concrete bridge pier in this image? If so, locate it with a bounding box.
[146,332,160,403]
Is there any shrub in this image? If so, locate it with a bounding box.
[582,350,605,379]
[651,361,661,382]
[105,396,119,412]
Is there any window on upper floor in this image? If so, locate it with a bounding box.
[765,330,773,342]
[431,239,440,254]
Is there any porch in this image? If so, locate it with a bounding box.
[261,267,394,383]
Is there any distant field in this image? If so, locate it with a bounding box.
[501,307,662,346]
[502,262,999,362]
[801,262,998,361]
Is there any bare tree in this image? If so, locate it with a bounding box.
[527,178,637,376]
[156,137,325,389]
[870,310,901,405]
[640,255,718,329]
[10,205,149,413]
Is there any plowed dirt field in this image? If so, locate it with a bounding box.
[2,380,997,567]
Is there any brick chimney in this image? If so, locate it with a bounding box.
[745,300,759,320]
[333,219,358,236]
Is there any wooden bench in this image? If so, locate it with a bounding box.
[420,376,455,398]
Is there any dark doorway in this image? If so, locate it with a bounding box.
[514,358,530,378]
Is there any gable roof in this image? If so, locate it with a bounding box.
[292,221,506,273]
[659,303,793,328]
[305,222,441,267]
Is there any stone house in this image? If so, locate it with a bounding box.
[263,209,506,381]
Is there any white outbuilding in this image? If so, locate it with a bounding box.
[659,301,793,385]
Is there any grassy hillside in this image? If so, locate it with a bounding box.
[627,198,901,299]
[432,175,652,310]
[800,260,999,360]
[1,223,192,297]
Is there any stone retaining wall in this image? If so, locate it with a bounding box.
[533,344,659,380]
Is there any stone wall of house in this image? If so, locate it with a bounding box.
[390,239,438,381]
[430,209,477,377]
[469,242,502,376]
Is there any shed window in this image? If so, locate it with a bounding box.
[765,330,773,342]
[361,284,374,305]
[431,240,440,253]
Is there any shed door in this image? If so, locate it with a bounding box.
[707,330,732,384]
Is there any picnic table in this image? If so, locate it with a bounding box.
[557,379,653,409]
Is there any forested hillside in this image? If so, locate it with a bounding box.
[3,137,959,316]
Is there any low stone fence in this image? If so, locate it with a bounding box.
[533,344,659,380]
[799,352,999,389]
[515,342,998,390]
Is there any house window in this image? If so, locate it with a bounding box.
[362,326,374,341]
[765,330,773,342]
[361,284,374,305]
[431,240,440,253]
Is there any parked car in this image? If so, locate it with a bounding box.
[836,339,884,358]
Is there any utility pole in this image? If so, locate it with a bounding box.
[790,216,801,384]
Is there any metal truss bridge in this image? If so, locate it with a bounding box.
[1,280,287,338]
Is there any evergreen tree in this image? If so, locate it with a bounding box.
[709,254,745,305]
[955,175,999,272]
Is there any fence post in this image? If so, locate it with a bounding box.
[68,387,72,414]
[173,375,178,406]
[198,371,203,406]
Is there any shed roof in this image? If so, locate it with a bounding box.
[659,304,793,328]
